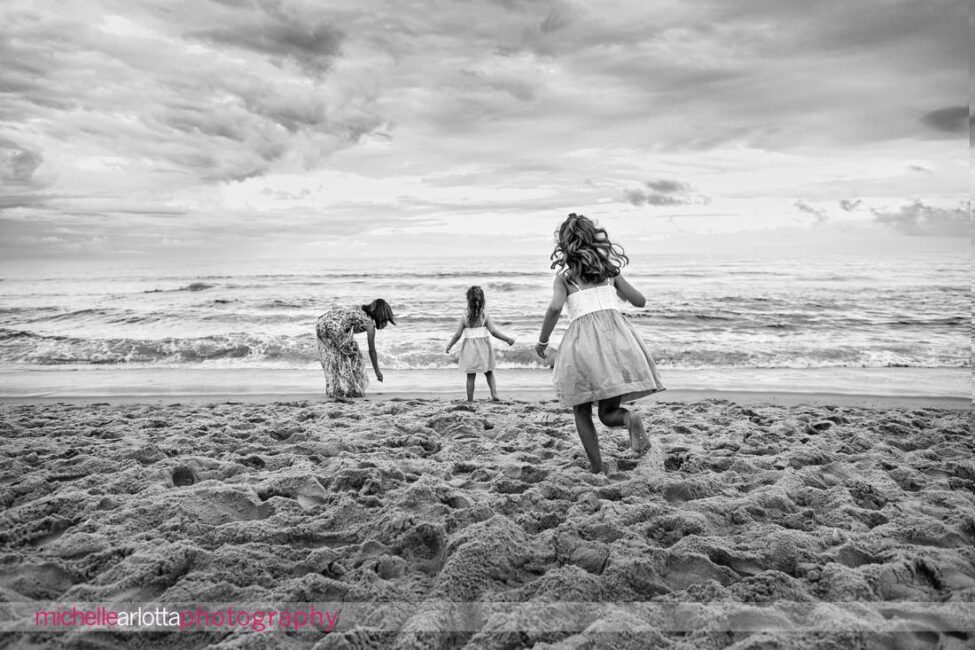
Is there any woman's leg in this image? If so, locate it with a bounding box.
[573,402,603,474]
[485,371,499,400]
[466,373,476,401]
[347,339,367,398]
[317,338,339,397]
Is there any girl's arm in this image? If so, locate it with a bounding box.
[485,315,514,346]
[366,325,383,382]
[613,274,646,308]
[445,318,465,353]
[535,275,568,358]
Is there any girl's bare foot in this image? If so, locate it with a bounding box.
[625,411,650,453]
[491,394,500,402]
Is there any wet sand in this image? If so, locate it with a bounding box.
[0,396,973,648]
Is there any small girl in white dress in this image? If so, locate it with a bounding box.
[446,285,515,401]
[535,213,665,473]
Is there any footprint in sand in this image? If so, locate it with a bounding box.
[171,465,197,487]
[28,518,78,547]
[664,452,687,472]
[0,563,79,600]
[395,523,446,575]
[179,490,273,525]
[616,459,639,472]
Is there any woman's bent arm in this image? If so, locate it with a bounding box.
[366,326,383,381]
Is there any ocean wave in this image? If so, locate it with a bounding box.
[144,282,215,293]
[0,327,967,370]
[0,330,313,366]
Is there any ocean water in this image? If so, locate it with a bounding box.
[0,253,970,397]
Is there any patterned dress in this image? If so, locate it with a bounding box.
[315,305,373,398]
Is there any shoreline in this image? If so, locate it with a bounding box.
[1,366,969,410]
[0,389,969,410]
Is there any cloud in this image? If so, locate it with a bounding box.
[0,194,56,210]
[187,0,346,77]
[839,198,862,212]
[624,189,684,206]
[645,179,691,193]
[0,137,43,186]
[624,178,705,207]
[540,4,572,34]
[0,0,969,263]
[794,199,828,222]
[872,201,970,236]
[919,106,969,135]
[0,0,385,194]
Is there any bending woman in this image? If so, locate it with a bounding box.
[315,299,395,398]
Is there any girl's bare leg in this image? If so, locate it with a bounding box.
[598,397,649,453]
[573,402,603,473]
[485,371,499,401]
[597,396,627,426]
[466,373,476,401]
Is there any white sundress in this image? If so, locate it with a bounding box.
[552,281,665,406]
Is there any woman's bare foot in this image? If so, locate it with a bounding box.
[625,411,650,453]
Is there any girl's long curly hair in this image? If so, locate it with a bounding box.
[465,285,485,327]
[550,213,629,284]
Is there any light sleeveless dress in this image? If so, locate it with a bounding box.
[552,279,665,406]
[457,314,495,373]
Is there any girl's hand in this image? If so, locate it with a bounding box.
[445,346,452,354]
[506,337,515,347]
[375,369,384,382]
[534,342,548,359]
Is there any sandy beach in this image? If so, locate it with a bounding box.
[1,394,972,648]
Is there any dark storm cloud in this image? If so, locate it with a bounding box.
[919,106,969,135]
[536,0,969,149]
[188,0,345,76]
[872,201,970,237]
[0,0,382,187]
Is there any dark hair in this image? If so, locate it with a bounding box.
[465,286,485,327]
[362,299,396,329]
[550,213,629,284]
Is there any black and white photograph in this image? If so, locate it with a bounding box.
[0,0,971,647]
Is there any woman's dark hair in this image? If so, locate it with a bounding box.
[465,286,485,327]
[550,213,629,284]
[362,299,396,329]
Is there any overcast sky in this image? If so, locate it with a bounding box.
[0,0,969,267]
